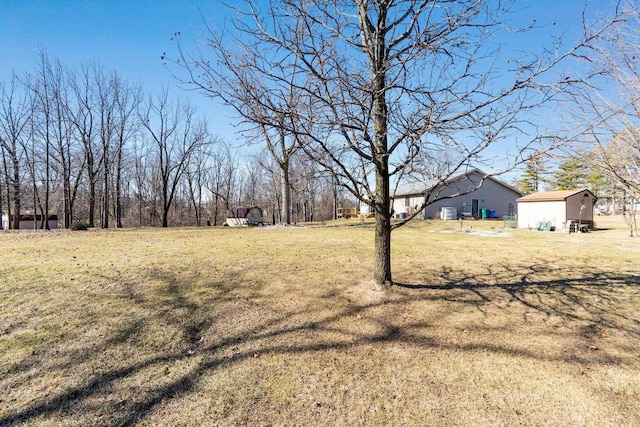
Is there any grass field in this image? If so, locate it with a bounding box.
[1,215,639,426]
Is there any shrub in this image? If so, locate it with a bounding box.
[71,220,89,231]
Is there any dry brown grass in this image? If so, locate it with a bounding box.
[1,216,639,426]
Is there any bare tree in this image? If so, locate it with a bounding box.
[25,52,87,229]
[255,156,284,224]
[570,1,640,235]
[0,73,31,229]
[112,77,142,228]
[95,69,118,229]
[21,98,43,230]
[28,50,63,230]
[67,64,138,229]
[68,63,103,227]
[184,137,219,226]
[176,1,625,285]
[139,90,208,227]
[50,64,84,229]
[290,151,323,222]
[94,69,141,229]
[171,20,306,224]
[130,137,153,226]
[203,141,241,226]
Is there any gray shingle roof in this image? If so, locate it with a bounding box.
[392,168,522,198]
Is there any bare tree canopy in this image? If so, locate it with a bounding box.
[576,3,640,192]
[139,90,211,227]
[171,0,627,285]
[565,0,640,235]
[0,73,31,230]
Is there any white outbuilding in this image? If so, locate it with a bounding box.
[516,189,597,231]
[225,206,264,227]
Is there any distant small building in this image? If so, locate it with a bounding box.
[517,189,597,231]
[226,206,264,227]
[2,210,58,230]
[337,207,359,219]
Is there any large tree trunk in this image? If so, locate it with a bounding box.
[43,136,50,230]
[373,142,392,285]
[11,156,20,230]
[280,162,291,224]
[63,179,71,228]
[213,185,220,226]
[88,175,96,227]
[162,183,170,227]
[372,8,392,286]
[86,148,98,228]
[162,207,169,227]
[102,163,109,228]
[115,157,123,228]
[373,208,392,285]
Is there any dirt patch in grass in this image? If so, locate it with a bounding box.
[1,217,639,425]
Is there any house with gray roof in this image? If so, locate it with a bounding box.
[391,169,521,220]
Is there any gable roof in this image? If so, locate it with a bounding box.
[517,189,596,202]
[393,169,521,198]
[394,180,435,196]
[229,206,263,218]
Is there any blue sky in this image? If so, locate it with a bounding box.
[0,0,237,140]
[0,0,614,158]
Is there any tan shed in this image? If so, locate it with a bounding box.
[517,189,597,231]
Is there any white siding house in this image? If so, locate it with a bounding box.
[516,189,597,230]
[391,169,522,220]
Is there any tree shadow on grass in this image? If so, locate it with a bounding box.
[394,263,640,337]
[1,263,639,425]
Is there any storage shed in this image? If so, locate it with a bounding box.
[226,206,264,227]
[2,210,58,230]
[391,169,521,220]
[517,189,597,231]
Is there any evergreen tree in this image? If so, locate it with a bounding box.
[552,155,612,195]
[517,153,549,194]
[552,158,589,190]
[585,151,612,198]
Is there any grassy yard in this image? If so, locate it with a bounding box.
[1,216,639,426]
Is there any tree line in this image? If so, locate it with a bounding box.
[0,51,349,230]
